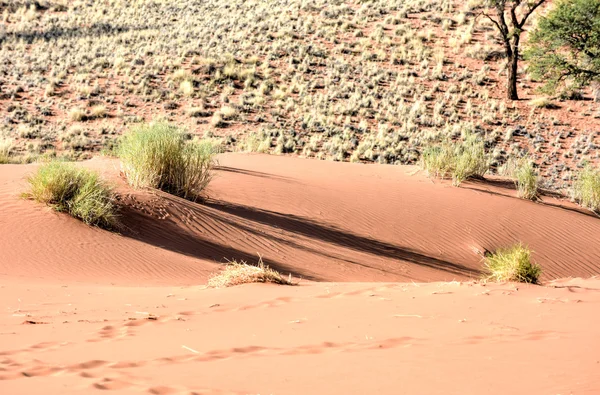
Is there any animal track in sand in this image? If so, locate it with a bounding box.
[21,365,63,377]
[0,341,69,357]
[148,385,180,394]
[79,371,100,378]
[174,336,422,363]
[0,334,419,385]
[179,285,408,318]
[178,287,400,317]
[89,317,163,342]
[235,296,298,311]
[68,360,108,370]
[92,377,133,390]
[460,330,564,345]
[176,296,300,316]
[109,360,146,369]
[314,284,400,299]
[536,297,583,304]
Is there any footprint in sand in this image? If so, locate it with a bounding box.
[21,365,63,377]
[93,377,133,390]
[68,359,108,371]
[148,386,179,395]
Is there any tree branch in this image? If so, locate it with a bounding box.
[496,4,510,37]
[519,0,546,28]
[509,1,520,29]
[479,10,505,36]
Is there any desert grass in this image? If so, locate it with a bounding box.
[572,166,600,213]
[0,138,14,164]
[25,161,117,228]
[421,134,489,186]
[514,159,539,200]
[483,243,541,284]
[241,131,272,153]
[68,107,87,122]
[529,97,560,109]
[208,258,294,288]
[498,155,520,177]
[0,0,598,191]
[118,123,215,201]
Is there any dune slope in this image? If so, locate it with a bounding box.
[0,153,599,284]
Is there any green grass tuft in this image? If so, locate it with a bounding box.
[0,138,14,164]
[572,166,600,213]
[118,123,216,201]
[421,134,489,186]
[483,243,541,284]
[25,161,117,228]
[514,159,539,200]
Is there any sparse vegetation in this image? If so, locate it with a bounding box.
[514,159,539,200]
[208,258,294,287]
[421,134,489,186]
[118,123,216,201]
[529,97,559,109]
[25,161,117,228]
[572,166,600,212]
[241,130,272,153]
[68,108,87,122]
[90,105,107,119]
[0,0,598,192]
[483,243,542,283]
[0,138,14,164]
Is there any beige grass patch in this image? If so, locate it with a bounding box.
[208,258,295,288]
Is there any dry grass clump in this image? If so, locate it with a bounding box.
[186,106,210,118]
[572,166,600,213]
[68,107,87,122]
[241,130,272,153]
[529,97,560,109]
[118,122,215,201]
[421,133,489,186]
[208,258,294,288]
[513,159,539,200]
[1,0,598,192]
[0,138,14,164]
[219,105,238,120]
[24,161,117,228]
[90,105,107,119]
[483,243,541,284]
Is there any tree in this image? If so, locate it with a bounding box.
[524,0,600,95]
[481,0,547,100]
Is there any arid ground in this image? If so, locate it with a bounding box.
[1,154,600,394]
[1,0,600,191]
[1,0,600,394]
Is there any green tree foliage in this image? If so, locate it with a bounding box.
[525,0,600,94]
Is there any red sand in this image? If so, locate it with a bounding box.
[1,153,599,284]
[1,153,599,394]
[1,278,599,394]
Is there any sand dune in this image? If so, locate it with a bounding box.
[1,278,599,394]
[1,154,600,394]
[1,153,599,284]
[0,160,219,285]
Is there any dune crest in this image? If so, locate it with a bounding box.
[1,154,599,285]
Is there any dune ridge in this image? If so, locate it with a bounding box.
[1,154,600,394]
[1,153,599,285]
